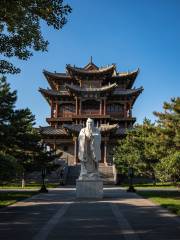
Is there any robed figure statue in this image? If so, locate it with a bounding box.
[78,118,101,180]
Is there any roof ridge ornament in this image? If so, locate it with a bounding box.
[90,56,93,64]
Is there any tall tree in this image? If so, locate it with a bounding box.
[136,119,161,183]
[0,76,17,151]
[0,153,19,183]
[114,98,180,184]
[114,119,161,183]
[0,0,72,74]
[10,108,39,186]
[10,108,61,187]
[154,97,180,152]
[154,98,180,182]
[114,127,141,177]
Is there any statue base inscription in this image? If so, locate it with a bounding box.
[76,179,103,199]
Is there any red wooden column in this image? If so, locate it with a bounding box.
[104,138,107,165]
[124,103,127,117]
[75,97,78,115]
[53,138,56,152]
[100,99,102,115]
[104,98,106,115]
[129,102,132,117]
[50,99,53,118]
[79,99,82,115]
[73,136,78,165]
[55,102,58,118]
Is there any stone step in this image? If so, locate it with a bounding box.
[66,164,115,185]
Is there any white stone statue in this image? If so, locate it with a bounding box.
[78,118,101,180]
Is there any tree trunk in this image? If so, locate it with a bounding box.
[21,171,25,188]
[152,175,156,186]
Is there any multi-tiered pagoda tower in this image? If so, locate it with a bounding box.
[39,60,143,166]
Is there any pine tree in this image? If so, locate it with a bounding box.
[0,76,17,152]
[114,119,160,183]
[154,98,180,182]
[10,108,40,186]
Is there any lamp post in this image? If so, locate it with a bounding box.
[39,143,48,193]
[127,167,136,192]
[39,167,48,193]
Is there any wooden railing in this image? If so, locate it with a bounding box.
[55,111,130,118]
[58,112,76,117]
[107,111,125,118]
[81,110,100,115]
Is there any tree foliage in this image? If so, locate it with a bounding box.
[114,119,158,179]
[0,153,19,182]
[0,0,72,74]
[0,76,17,151]
[154,98,180,182]
[0,76,57,182]
[114,98,180,183]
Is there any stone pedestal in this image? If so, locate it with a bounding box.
[76,179,103,199]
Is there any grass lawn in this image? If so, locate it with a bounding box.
[0,182,60,189]
[122,182,179,190]
[0,191,37,208]
[138,190,180,216]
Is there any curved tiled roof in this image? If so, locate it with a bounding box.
[113,86,143,95]
[39,88,69,98]
[112,69,139,88]
[39,86,143,103]
[43,70,71,79]
[99,124,119,132]
[63,124,82,133]
[43,70,72,89]
[114,69,139,78]
[39,126,68,136]
[65,83,117,94]
[66,64,115,76]
[42,68,139,90]
[113,86,144,105]
[39,124,125,136]
[63,123,119,133]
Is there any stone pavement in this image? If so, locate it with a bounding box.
[0,187,180,240]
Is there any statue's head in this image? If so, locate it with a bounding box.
[86,118,94,130]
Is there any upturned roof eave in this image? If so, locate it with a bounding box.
[39,88,51,105]
[111,68,139,88]
[39,87,69,98]
[65,83,118,94]
[63,123,120,134]
[39,126,69,136]
[39,125,130,136]
[43,69,71,79]
[131,87,144,105]
[43,70,72,89]
[113,86,144,96]
[66,64,116,76]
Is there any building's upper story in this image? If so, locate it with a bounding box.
[41,60,140,91]
[39,60,143,127]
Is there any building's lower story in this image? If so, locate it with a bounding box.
[42,137,117,166]
[39,125,126,184]
[39,125,125,165]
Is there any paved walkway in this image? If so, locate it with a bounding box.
[0,187,179,240]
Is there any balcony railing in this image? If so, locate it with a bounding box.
[52,110,131,118]
[81,110,100,115]
[107,111,125,118]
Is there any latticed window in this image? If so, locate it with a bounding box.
[81,80,101,88]
[62,104,75,112]
[82,100,100,110]
[107,104,124,112]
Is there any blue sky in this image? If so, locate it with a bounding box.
[7,0,180,126]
